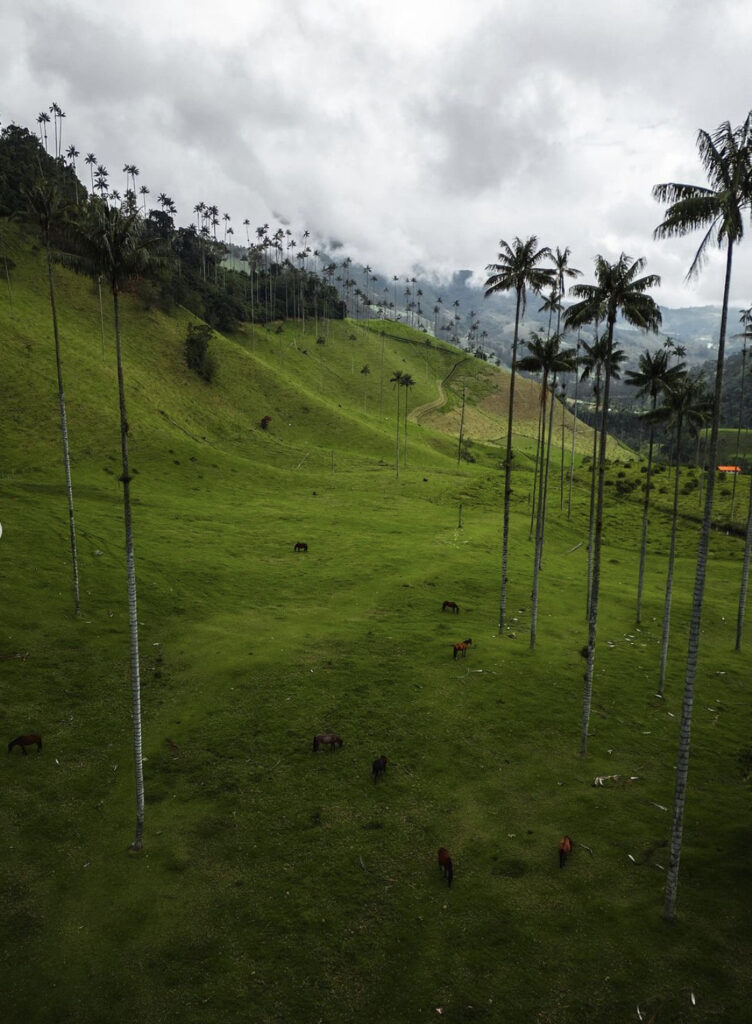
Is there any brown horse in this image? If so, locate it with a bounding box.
[438,847,454,887]
[372,755,387,782]
[260,415,272,430]
[558,835,573,868]
[313,733,343,752]
[442,600,460,614]
[452,638,472,659]
[8,734,42,755]
[294,541,308,552]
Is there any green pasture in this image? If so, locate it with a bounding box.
[2,230,751,1024]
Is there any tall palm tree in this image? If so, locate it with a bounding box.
[564,255,661,758]
[65,145,80,205]
[646,373,710,694]
[517,332,576,647]
[73,200,163,851]
[653,111,752,921]
[729,309,751,520]
[484,236,554,633]
[22,180,81,615]
[625,346,686,623]
[84,153,97,193]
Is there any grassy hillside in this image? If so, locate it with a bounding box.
[2,226,751,1024]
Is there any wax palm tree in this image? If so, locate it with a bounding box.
[71,200,163,850]
[653,112,752,921]
[21,180,81,615]
[37,111,50,151]
[625,346,686,624]
[646,374,710,694]
[565,254,661,758]
[84,153,97,193]
[517,332,576,647]
[66,145,80,205]
[729,309,751,520]
[484,236,554,633]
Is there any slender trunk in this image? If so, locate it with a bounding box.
[395,386,401,478]
[581,324,614,757]
[560,389,566,511]
[663,241,733,922]
[457,386,466,467]
[113,287,145,851]
[499,291,522,634]
[636,409,657,624]
[568,337,581,519]
[529,396,544,540]
[47,247,80,615]
[540,373,557,565]
[403,387,409,467]
[658,416,683,694]
[586,382,601,618]
[730,344,746,521]
[735,468,752,650]
[529,371,549,648]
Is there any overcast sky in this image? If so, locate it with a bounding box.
[2,0,752,310]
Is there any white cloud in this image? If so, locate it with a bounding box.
[2,0,751,310]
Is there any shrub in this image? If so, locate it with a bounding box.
[184,323,216,383]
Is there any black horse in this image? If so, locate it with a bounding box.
[372,755,387,782]
[442,601,460,614]
[294,541,308,552]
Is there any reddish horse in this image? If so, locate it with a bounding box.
[438,847,454,887]
[558,835,573,868]
[442,601,460,614]
[452,638,472,659]
[313,733,343,752]
[294,541,308,552]
[8,734,42,755]
[372,755,387,782]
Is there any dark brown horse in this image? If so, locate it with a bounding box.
[372,755,387,782]
[438,847,454,887]
[558,835,573,868]
[260,415,272,430]
[442,601,460,614]
[452,638,472,659]
[294,541,308,552]
[313,733,343,752]
[8,734,42,755]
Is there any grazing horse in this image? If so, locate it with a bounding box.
[452,638,473,659]
[442,601,460,614]
[294,541,308,552]
[372,755,387,782]
[558,835,573,868]
[438,847,454,887]
[313,733,343,752]
[260,415,272,430]
[8,734,42,755]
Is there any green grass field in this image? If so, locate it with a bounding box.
[2,227,751,1024]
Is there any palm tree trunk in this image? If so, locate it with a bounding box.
[568,337,581,519]
[499,291,522,634]
[529,372,549,648]
[658,416,683,694]
[636,414,657,624]
[581,327,614,756]
[735,469,752,650]
[730,344,747,522]
[47,247,80,616]
[586,384,601,618]
[663,241,734,921]
[528,396,544,540]
[540,374,558,564]
[395,387,401,478]
[112,287,146,851]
